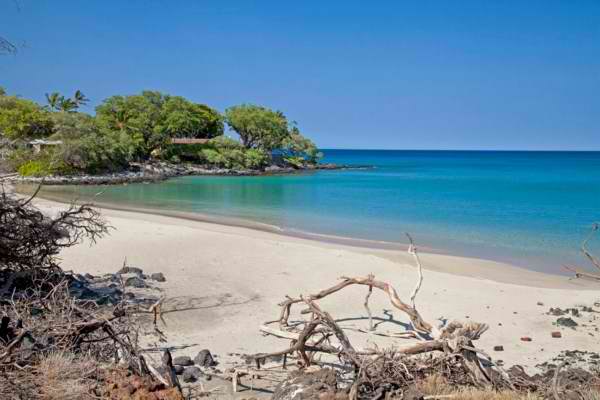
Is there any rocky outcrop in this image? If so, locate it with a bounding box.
[7,161,370,186]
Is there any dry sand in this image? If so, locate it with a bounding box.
[35,198,600,373]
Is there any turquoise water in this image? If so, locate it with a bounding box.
[42,150,600,274]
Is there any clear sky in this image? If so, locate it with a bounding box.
[1,1,599,150]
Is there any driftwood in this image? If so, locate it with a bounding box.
[248,235,506,399]
[270,275,432,336]
[564,222,600,281]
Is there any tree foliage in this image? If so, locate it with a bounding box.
[281,126,322,163]
[96,91,223,157]
[158,96,223,140]
[0,95,54,140]
[2,88,321,175]
[225,104,290,150]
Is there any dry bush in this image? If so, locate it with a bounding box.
[0,184,109,273]
[418,375,542,400]
[35,352,98,400]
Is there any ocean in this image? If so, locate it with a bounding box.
[38,150,600,275]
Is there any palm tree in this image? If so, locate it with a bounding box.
[58,96,77,113]
[45,92,62,111]
[72,90,89,108]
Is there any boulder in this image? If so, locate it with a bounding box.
[557,317,578,328]
[150,272,166,282]
[172,356,194,366]
[181,366,202,383]
[124,276,147,288]
[194,349,216,367]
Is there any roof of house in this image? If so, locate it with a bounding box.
[170,138,210,145]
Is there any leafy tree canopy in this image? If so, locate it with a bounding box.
[158,96,223,140]
[281,126,322,163]
[225,104,290,150]
[96,91,223,157]
[0,95,54,140]
[50,111,99,140]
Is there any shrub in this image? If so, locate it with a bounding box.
[199,148,228,167]
[18,160,50,177]
[16,152,73,177]
[244,148,269,169]
[57,133,131,174]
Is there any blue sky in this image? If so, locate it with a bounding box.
[1,1,599,150]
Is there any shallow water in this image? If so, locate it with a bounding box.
[36,150,600,275]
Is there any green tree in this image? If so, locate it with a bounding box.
[281,126,322,163]
[57,96,77,113]
[50,112,99,140]
[0,87,6,97]
[158,96,223,140]
[45,92,62,111]
[72,90,89,108]
[0,95,54,139]
[225,104,290,150]
[95,92,164,157]
[96,91,224,157]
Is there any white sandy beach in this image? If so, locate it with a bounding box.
[35,198,600,372]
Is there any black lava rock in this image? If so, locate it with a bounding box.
[194,349,216,367]
[150,272,166,282]
[173,356,194,366]
[124,276,147,288]
[557,317,578,328]
[182,366,202,382]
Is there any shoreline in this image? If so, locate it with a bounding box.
[5,161,373,186]
[28,189,597,290]
[29,194,600,371]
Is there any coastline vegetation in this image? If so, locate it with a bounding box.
[0,87,322,177]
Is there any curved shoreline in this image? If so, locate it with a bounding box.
[24,187,598,290]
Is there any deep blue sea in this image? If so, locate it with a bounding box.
[41,150,600,274]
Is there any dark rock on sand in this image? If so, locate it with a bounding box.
[182,366,202,383]
[172,356,194,366]
[557,317,578,328]
[124,276,147,288]
[150,272,166,282]
[194,349,216,367]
